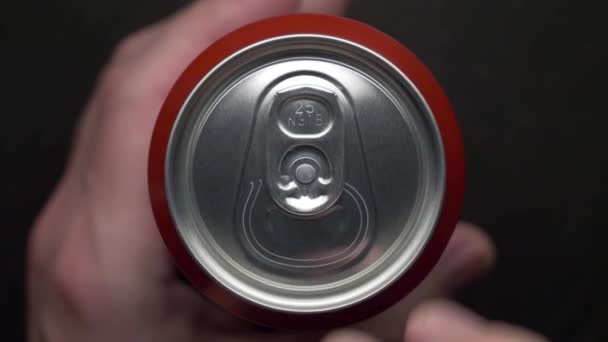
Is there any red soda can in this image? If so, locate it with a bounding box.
[149,14,464,329]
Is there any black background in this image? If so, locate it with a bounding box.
[2,0,607,341]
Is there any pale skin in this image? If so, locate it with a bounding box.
[27,0,550,341]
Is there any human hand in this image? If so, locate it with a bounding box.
[28,1,504,341]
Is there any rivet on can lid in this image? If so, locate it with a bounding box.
[295,163,316,184]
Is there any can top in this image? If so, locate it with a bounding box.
[149,14,464,329]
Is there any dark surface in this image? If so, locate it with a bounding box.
[2,0,607,341]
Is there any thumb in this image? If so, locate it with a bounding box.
[349,222,496,341]
[405,300,549,342]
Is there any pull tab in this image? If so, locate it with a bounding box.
[266,83,345,216]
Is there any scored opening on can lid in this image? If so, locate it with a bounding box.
[149,14,464,329]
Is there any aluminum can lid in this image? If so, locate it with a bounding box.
[149,14,464,328]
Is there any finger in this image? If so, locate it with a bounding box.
[166,0,349,50]
[102,0,301,100]
[151,0,349,75]
[98,0,350,125]
[321,329,380,342]
[298,0,349,14]
[165,0,300,48]
[351,222,495,340]
[405,300,549,342]
[431,222,496,292]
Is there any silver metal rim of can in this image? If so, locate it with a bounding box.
[149,14,465,329]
